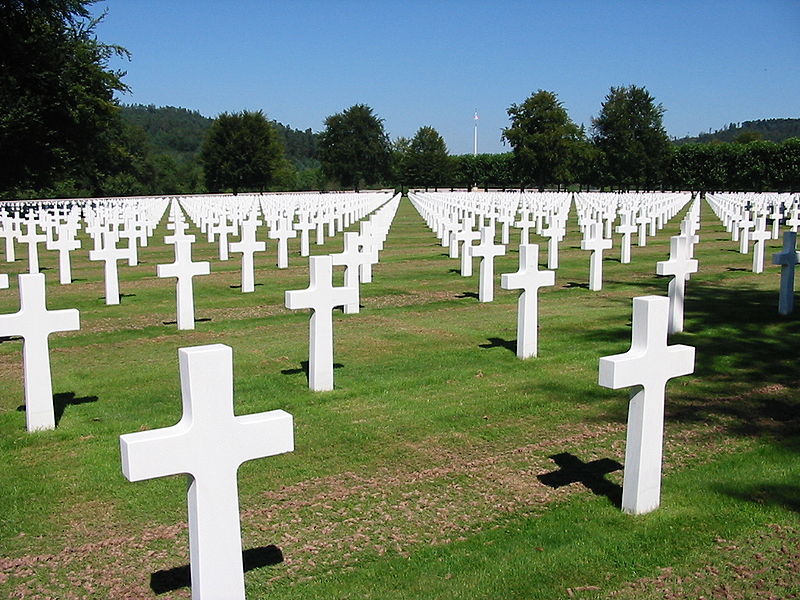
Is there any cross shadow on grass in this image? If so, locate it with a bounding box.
[150,545,284,594]
[457,291,479,299]
[229,283,264,289]
[16,392,98,426]
[281,360,344,377]
[162,318,212,326]
[563,282,589,289]
[538,452,623,508]
[479,337,517,354]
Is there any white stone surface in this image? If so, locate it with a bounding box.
[0,273,80,431]
[471,226,505,302]
[88,232,130,305]
[157,233,210,330]
[656,236,698,334]
[46,225,81,285]
[599,296,694,515]
[773,230,800,315]
[229,219,265,293]
[581,222,612,291]
[285,255,358,391]
[18,220,46,274]
[120,344,293,600]
[501,244,555,358]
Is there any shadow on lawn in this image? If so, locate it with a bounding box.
[538,452,623,508]
[479,337,516,354]
[718,483,800,514]
[16,392,98,426]
[582,280,800,451]
[281,360,344,377]
[150,545,284,594]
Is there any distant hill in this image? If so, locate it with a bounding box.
[674,118,800,145]
[119,104,320,169]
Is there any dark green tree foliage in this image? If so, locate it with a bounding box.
[667,139,800,192]
[592,85,670,190]
[0,0,129,195]
[451,153,514,190]
[503,90,583,190]
[406,126,451,189]
[200,110,285,194]
[318,104,391,191]
[391,136,412,191]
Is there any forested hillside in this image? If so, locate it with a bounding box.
[675,118,800,145]
[119,104,319,169]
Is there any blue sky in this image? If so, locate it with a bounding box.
[92,1,799,155]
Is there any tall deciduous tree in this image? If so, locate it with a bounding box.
[318,104,390,191]
[0,0,129,196]
[200,110,285,194]
[592,85,670,190]
[406,126,451,190]
[502,90,583,191]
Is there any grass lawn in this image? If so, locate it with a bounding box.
[0,194,798,599]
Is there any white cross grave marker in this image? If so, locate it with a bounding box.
[598,296,694,515]
[0,273,80,431]
[89,232,130,305]
[229,220,265,293]
[750,218,771,274]
[772,231,800,315]
[471,225,506,302]
[46,225,81,285]
[330,232,369,314]
[120,344,293,600]
[616,213,637,264]
[18,220,47,274]
[285,255,358,391]
[581,222,612,291]
[500,244,555,358]
[455,228,480,277]
[157,233,210,330]
[656,236,698,334]
[269,218,297,269]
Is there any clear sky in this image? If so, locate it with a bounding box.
[91,0,799,155]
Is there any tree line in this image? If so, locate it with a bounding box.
[1,1,797,199]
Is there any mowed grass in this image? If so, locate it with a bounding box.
[0,195,798,599]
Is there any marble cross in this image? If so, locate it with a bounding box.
[471,226,506,302]
[501,244,555,358]
[772,231,800,315]
[656,236,698,334]
[229,220,265,293]
[581,222,612,291]
[46,225,82,285]
[269,218,297,269]
[599,295,694,515]
[120,344,293,600]
[18,220,47,274]
[330,232,369,314]
[158,233,211,330]
[285,255,358,391]
[89,232,131,305]
[750,218,771,274]
[0,274,80,431]
[616,213,637,264]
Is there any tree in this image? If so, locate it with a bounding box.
[592,85,670,190]
[0,0,129,196]
[200,110,285,194]
[406,126,451,190]
[502,90,583,191]
[317,104,390,191]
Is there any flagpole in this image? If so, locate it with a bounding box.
[473,109,478,156]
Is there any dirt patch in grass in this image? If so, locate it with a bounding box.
[608,523,800,599]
